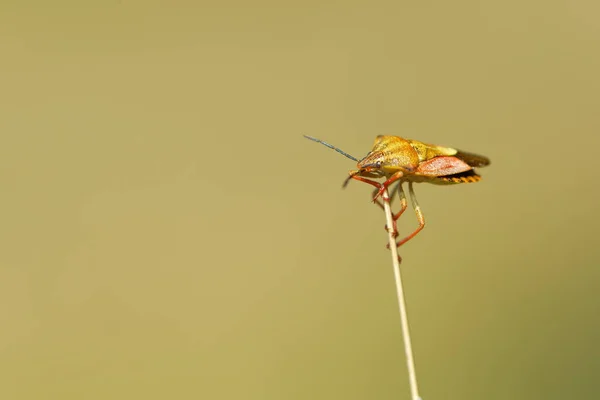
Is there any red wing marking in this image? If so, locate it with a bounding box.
[416,156,472,176]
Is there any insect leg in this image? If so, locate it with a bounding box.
[385,184,408,243]
[373,171,404,202]
[394,182,425,247]
[393,183,408,222]
[372,182,399,211]
[348,175,382,189]
[372,187,385,210]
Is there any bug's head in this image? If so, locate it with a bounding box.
[341,153,387,188]
[356,151,386,172]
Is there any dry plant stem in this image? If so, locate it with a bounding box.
[382,188,422,400]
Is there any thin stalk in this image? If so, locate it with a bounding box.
[382,188,422,400]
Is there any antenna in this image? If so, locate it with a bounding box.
[303,135,359,162]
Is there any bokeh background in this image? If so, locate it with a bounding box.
[2,1,599,399]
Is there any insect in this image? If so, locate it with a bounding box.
[304,135,490,248]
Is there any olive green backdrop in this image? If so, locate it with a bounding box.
[1,1,599,399]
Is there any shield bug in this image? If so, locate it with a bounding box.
[304,135,490,247]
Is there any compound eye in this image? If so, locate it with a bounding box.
[375,161,382,168]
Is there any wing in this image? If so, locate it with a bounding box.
[415,156,473,176]
[454,150,490,168]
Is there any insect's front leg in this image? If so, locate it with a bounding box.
[373,171,404,202]
[373,187,397,238]
[376,184,407,239]
[372,187,385,211]
[348,175,382,190]
[389,184,408,237]
[372,183,398,211]
[381,189,403,263]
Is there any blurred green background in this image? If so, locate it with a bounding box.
[1,1,599,399]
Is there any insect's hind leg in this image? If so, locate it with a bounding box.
[393,182,425,248]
